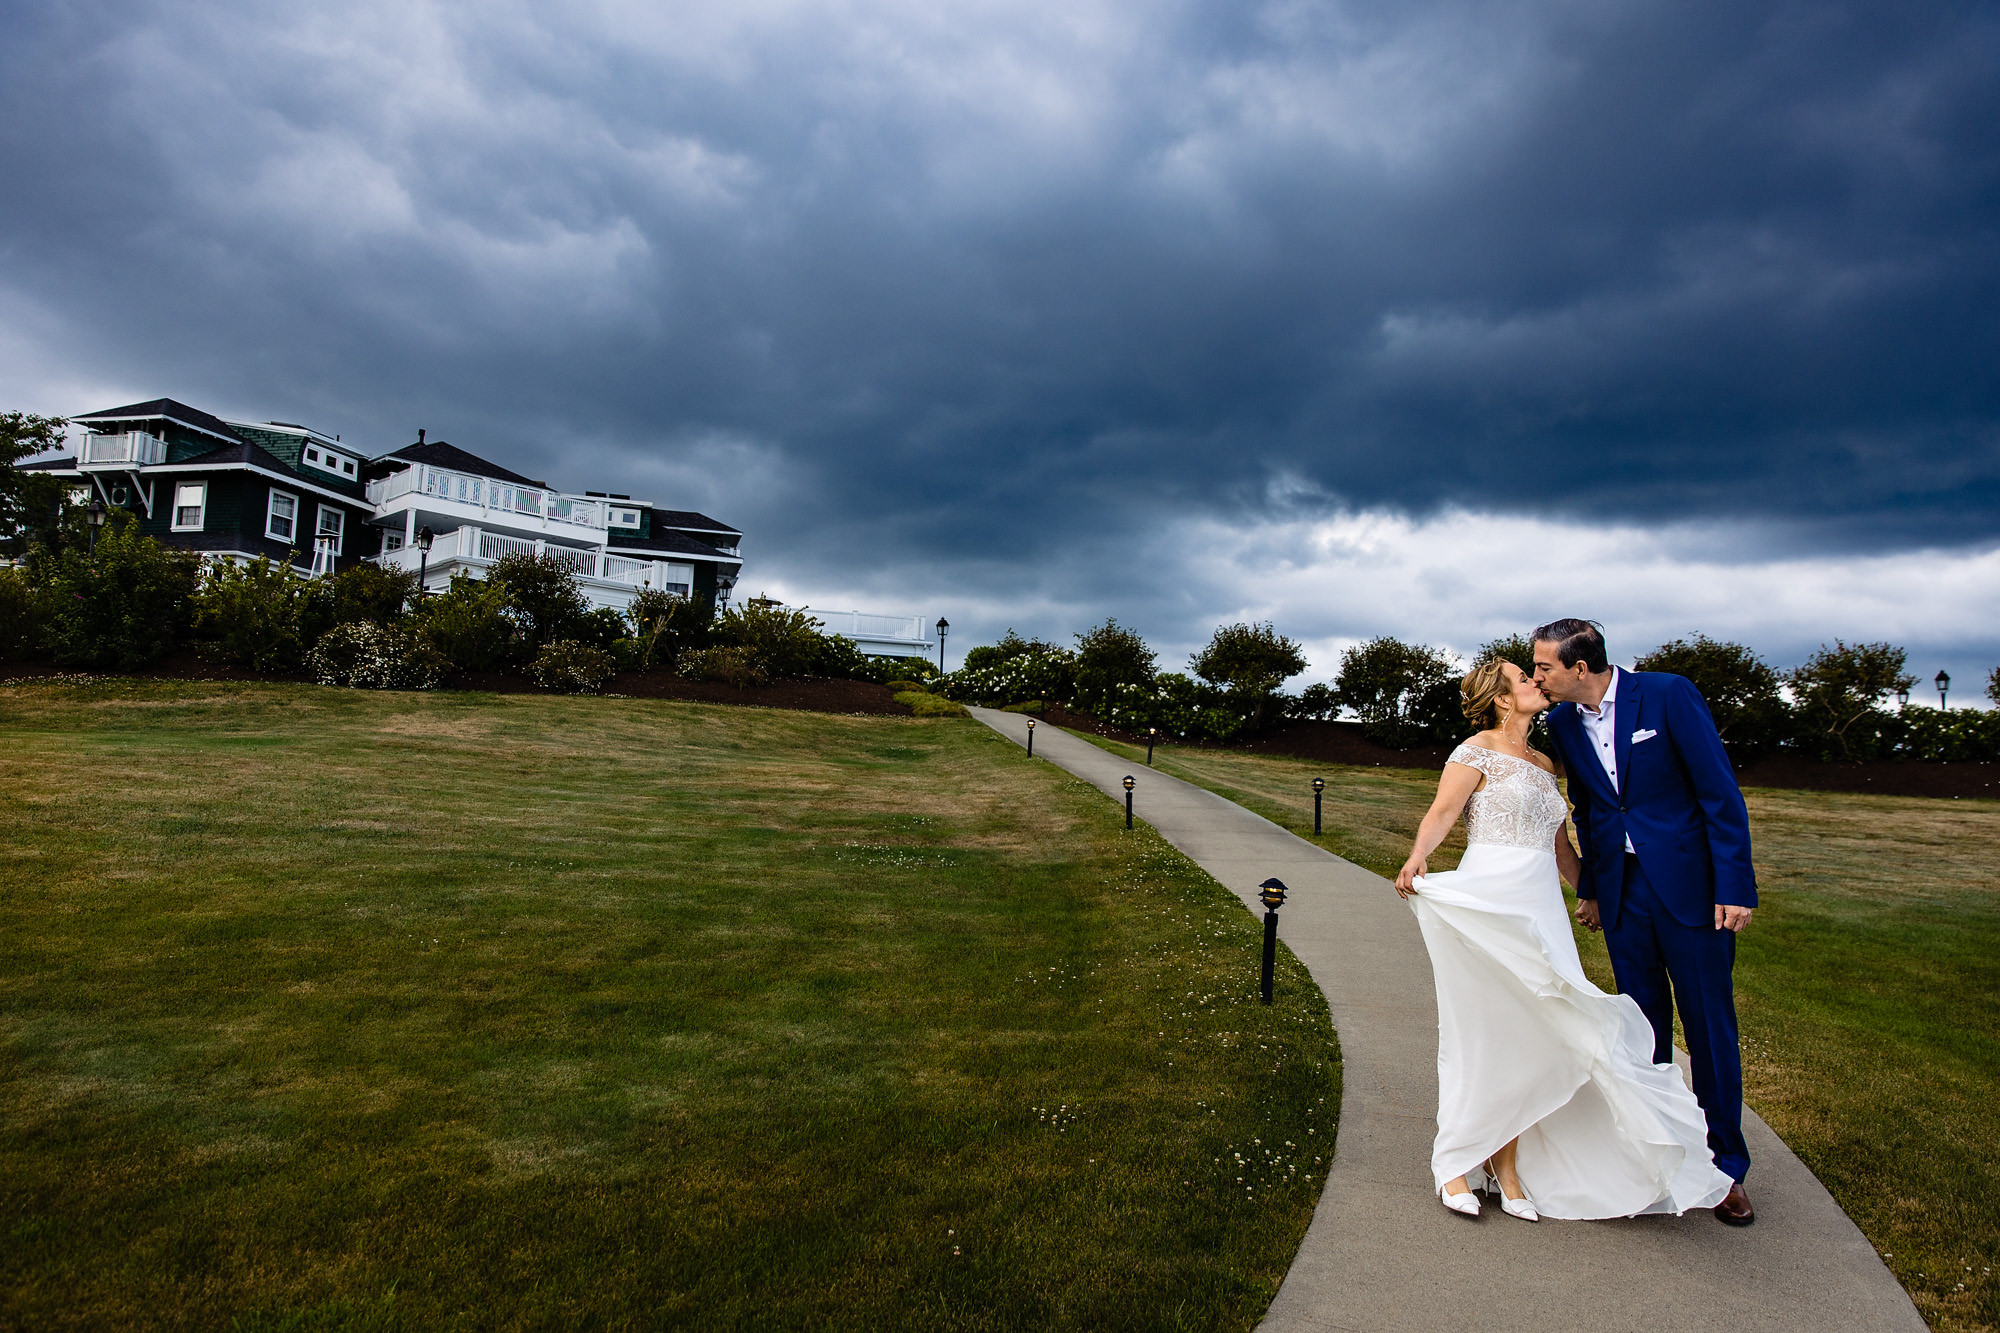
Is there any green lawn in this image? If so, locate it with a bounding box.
[1081,734,2000,1333]
[0,683,1337,1331]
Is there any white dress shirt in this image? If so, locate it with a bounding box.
[1577,667,1637,853]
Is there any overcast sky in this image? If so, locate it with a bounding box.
[4,0,1997,690]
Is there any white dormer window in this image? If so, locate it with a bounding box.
[610,507,641,528]
[302,445,354,477]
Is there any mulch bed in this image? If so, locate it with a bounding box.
[0,653,913,717]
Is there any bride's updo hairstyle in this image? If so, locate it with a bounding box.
[1460,659,1515,730]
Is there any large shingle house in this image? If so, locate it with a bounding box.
[23,399,745,606]
[25,397,938,656]
[23,399,377,575]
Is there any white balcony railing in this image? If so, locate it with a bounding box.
[364,464,606,531]
[805,609,930,644]
[374,527,693,598]
[79,432,167,467]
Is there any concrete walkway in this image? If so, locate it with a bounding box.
[969,708,1925,1333]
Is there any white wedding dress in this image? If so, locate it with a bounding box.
[1409,743,1734,1219]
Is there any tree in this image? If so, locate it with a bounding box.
[1786,641,1914,760]
[1,411,70,558]
[327,563,420,628]
[1073,619,1156,712]
[1634,634,1788,751]
[190,556,320,672]
[1988,664,2000,706]
[1333,637,1461,749]
[1190,622,1307,730]
[1472,633,1537,673]
[626,587,713,671]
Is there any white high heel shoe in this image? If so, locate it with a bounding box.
[1439,1183,1480,1217]
[1495,1186,1539,1222]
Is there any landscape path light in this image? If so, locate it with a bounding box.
[86,498,106,558]
[1025,717,1036,757]
[415,526,435,596]
[1312,777,1325,835]
[1936,670,1951,711]
[1257,878,1289,1004]
[1146,727,1156,766]
[935,618,949,675]
[1123,774,1135,830]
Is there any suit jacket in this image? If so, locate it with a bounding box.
[1545,669,1757,930]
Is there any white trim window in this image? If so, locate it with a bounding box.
[172,483,207,532]
[267,489,299,543]
[315,504,345,554]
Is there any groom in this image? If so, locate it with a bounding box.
[1531,618,1758,1226]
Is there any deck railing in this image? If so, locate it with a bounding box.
[365,464,606,530]
[79,432,167,467]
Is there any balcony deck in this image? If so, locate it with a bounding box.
[375,527,694,609]
[366,464,609,543]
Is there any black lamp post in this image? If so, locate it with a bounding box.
[1122,774,1135,829]
[935,617,949,674]
[85,498,106,558]
[1257,877,1289,1004]
[1146,727,1156,766]
[415,526,435,595]
[1937,670,1951,711]
[1025,717,1036,757]
[1312,777,1325,835]
[1896,685,1911,711]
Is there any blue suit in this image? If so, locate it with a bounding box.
[1546,669,1757,1182]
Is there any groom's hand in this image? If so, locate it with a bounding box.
[1574,899,1601,933]
[1715,905,1754,932]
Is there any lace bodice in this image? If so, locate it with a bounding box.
[1448,743,1569,851]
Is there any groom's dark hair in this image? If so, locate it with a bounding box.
[1532,618,1609,673]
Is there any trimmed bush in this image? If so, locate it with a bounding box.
[1000,700,1044,715]
[896,690,968,717]
[626,588,713,672]
[529,639,619,695]
[308,621,446,690]
[678,645,770,689]
[886,679,928,693]
[411,572,517,674]
[489,552,589,652]
[327,563,419,628]
[0,567,41,661]
[190,556,320,673]
[35,514,201,670]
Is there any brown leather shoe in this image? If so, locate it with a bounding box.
[1714,1182,1754,1227]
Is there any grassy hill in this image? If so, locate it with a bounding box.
[0,683,1336,1331]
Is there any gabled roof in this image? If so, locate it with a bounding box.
[371,441,547,488]
[18,455,78,471]
[72,398,245,445]
[605,529,741,560]
[649,508,741,536]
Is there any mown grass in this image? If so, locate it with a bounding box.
[1080,734,2000,1333]
[0,683,1337,1331]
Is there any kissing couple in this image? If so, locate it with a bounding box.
[1393,618,1757,1226]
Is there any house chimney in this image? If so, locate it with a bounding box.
[417,428,426,445]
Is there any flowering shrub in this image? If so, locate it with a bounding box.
[529,639,619,694]
[895,689,968,717]
[936,648,1076,707]
[308,621,446,690]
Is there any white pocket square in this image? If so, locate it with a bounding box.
[1632,728,1658,743]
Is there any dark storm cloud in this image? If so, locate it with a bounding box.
[3,0,1998,584]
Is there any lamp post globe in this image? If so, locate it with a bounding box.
[85,498,107,557]
[1896,686,1910,710]
[1936,670,1951,710]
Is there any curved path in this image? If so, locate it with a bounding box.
[969,708,1925,1333]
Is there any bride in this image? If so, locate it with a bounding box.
[1394,659,1734,1222]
